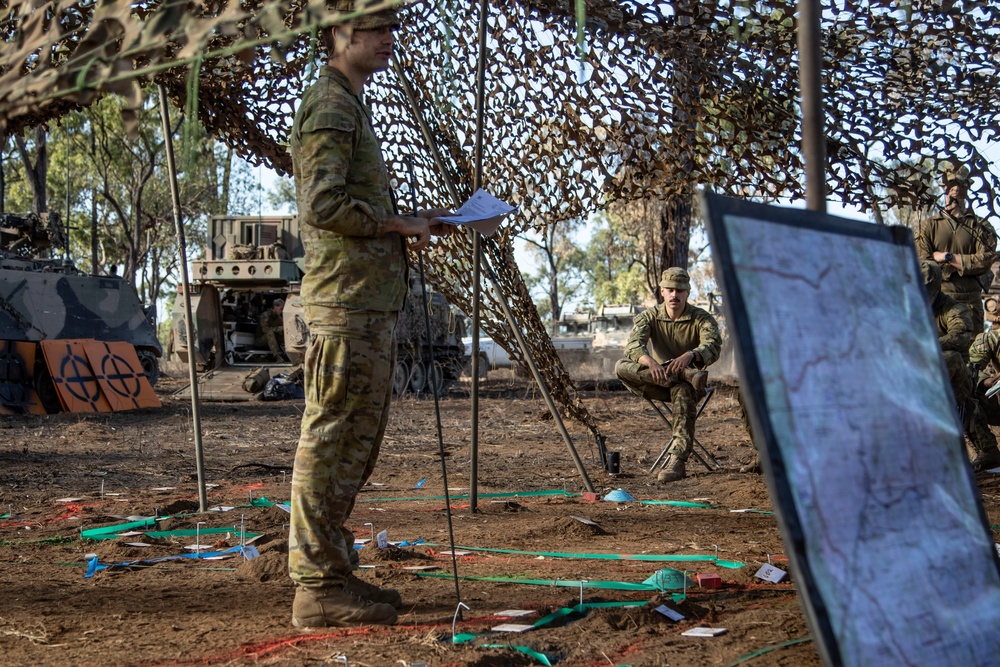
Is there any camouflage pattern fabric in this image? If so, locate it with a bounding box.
[288,308,397,589]
[968,330,1000,433]
[931,291,974,405]
[290,65,407,312]
[623,303,722,368]
[256,309,284,356]
[615,304,720,463]
[615,359,698,462]
[916,211,998,336]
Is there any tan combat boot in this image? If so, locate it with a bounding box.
[345,573,404,609]
[681,368,708,397]
[292,586,398,628]
[657,457,686,483]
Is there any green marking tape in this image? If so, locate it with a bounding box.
[721,636,812,666]
[418,571,694,592]
[146,527,259,540]
[422,543,744,568]
[81,517,166,540]
[480,644,553,666]
[640,500,721,508]
[366,489,572,502]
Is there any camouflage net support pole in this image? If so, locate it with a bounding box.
[798,0,827,213]
[391,53,596,495]
[158,84,208,513]
[469,0,490,514]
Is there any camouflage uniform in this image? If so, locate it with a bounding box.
[967,329,1000,455]
[916,209,997,337]
[288,64,407,591]
[255,308,284,356]
[930,289,974,405]
[615,302,721,463]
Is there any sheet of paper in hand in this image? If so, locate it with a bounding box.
[702,191,1000,667]
[437,189,516,236]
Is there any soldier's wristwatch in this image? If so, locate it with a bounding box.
[945,252,954,262]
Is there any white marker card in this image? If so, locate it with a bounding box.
[105,493,124,497]
[241,545,260,560]
[495,609,535,618]
[183,544,213,551]
[376,529,389,549]
[55,497,84,503]
[754,563,787,583]
[402,565,439,571]
[124,542,151,548]
[439,550,471,556]
[491,623,535,633]
[354,538,371,545]
[693,498,712,502]
[569,515,599,526]
[653,605,685,622]
[358,564,386,569]
[208,505,236,512]
[995,543,1000,558]
[116,531,144,537]
[150,487,175,491]
[681,627,727,637]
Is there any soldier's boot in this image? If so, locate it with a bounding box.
[656,457,686,483]
[292,586,398,628]
[681,368,708,398]
[739,453,761,474]
[965,400,1000,472]
[344,573,404,609]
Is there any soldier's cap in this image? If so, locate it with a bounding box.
[659,267,691,291]
[331,0,401,30]
[920,260,942,292]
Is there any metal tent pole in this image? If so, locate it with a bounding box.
[469,0,490,513]
[798,0,826,213]
[158,84,208,512]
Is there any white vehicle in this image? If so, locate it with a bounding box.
[463,335,513,370]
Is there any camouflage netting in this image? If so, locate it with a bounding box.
[4,0,1000,447]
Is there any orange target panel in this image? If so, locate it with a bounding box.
[82,341,160,411]
[40,340,111,413]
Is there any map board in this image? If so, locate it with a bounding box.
[702,192,1000,666]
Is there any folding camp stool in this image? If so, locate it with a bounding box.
[647,386,720,473]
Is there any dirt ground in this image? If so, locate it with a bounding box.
[2,373,998,667]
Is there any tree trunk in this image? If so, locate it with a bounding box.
[14,126,48,214]
[90,127,99,274]
[660,194,693,272]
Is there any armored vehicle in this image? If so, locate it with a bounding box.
[0,212,163,409]
[171,215,466,398]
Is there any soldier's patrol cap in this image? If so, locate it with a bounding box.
[920,260,942,292]
[659,267,691,291]
[332,0,401,30]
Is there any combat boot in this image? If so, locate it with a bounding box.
[971,447,1000,473]
[292,586,398,628]
[345,573,404,609]
[657,457,686,483]
[739,454,761,474]
[681,368,708,397]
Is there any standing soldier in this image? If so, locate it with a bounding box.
[916,163,998,337]
[287,0,453,629]
[615,267,722,483]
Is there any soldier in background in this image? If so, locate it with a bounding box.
[615,267,722,483]
[966,329,1000,471]
[255,298,285,361]
[916,164,998,336]
[287,0,453,629]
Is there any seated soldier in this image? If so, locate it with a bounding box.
[615,268,722,483]
[256,298,285,361]
[967,329,1000,471]
[920,261,998,469]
